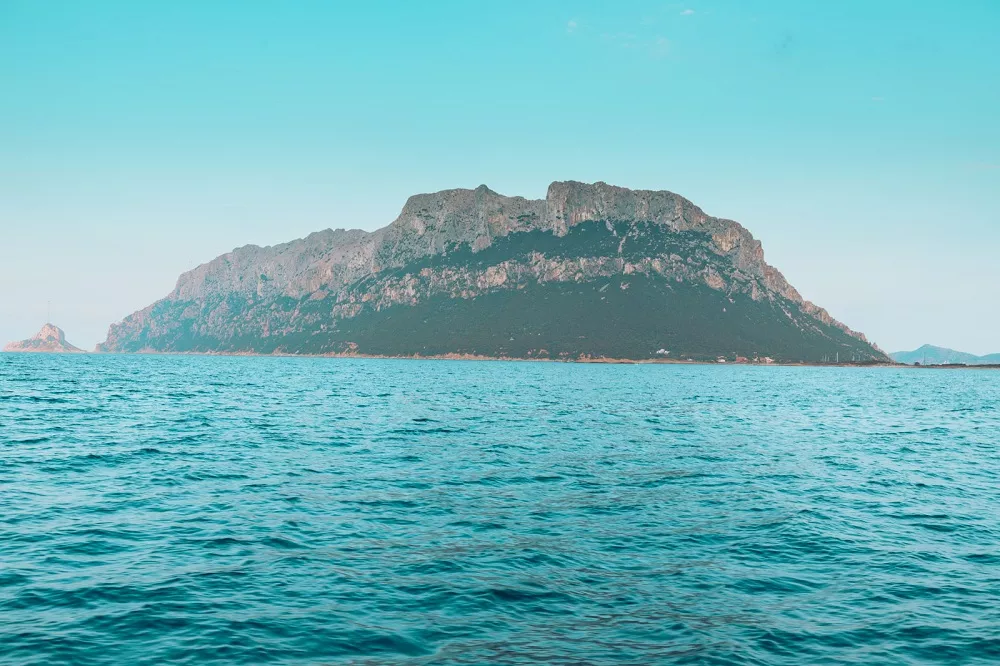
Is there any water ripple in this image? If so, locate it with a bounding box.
[1,354,999,664]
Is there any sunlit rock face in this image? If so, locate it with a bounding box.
[4,324,85,353]
[98,182,888,363]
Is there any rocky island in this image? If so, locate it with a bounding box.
[98,181,889,363]
[4,324,85,353]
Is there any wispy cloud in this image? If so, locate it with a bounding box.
[601,32,639,49]
[680,9,695,16]
[651,37,670,58]
[600,32,670,59]
[571,10,676,60]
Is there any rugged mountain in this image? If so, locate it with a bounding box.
[4,324,85,353]
[891,345,1000,366]
[99,181,888,363]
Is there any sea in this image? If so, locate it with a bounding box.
[1,353,998,665]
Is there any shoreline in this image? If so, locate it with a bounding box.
[49,349,889,367]
[11,349,999,369]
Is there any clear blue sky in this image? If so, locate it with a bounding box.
[2,0,998,353]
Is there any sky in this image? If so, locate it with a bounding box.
[1,0,998,353]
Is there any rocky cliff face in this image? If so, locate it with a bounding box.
[4,324,85,353]
[98,181,888,362]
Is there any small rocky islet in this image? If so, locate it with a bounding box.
[3,324,85,354]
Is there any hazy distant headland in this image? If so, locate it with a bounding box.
[93,181,888,364]
[891,344,1000,366]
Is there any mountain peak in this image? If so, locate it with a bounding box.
[4,324,85,353]
[36,323,65,340]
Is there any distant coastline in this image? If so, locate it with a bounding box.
[14,348,921,368]
[891,344,1000,366]
[10,346,1000,369]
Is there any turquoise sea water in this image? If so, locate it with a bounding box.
[1,354,999,665]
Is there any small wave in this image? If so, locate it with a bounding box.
[7,436,50,444]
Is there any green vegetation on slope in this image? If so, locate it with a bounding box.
[101,220,886,362]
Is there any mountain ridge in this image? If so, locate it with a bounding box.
[98,181,887,362]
